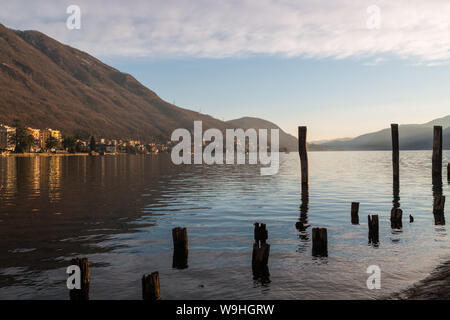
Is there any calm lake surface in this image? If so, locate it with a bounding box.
[0,151,449,300]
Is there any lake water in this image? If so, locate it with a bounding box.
[0,151,449,300]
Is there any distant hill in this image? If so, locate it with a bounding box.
[0,24,227,140]
[226,117,325,152]
[318,115,450,150]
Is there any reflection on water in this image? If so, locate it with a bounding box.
[0,151,449,300]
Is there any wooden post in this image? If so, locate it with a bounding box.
[252,223,270,275]
[391,124,399,186]
[142,272,161,300]
[368,215,379,245]
[432,126,442,180]
[390,208,403,229]
[254,223,268,244]
[69,258,90,300]
[351,202,360,224]
[172,227,188,269]
[312,228,328,257]
[433,195,446,215]
[252,242,270,269]
[447,163,450,182]
[298,126,308,187]
[297,183,309,231]
[409,215,414,223]
[433,196,446,226]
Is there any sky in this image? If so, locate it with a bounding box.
[1,0,450,141]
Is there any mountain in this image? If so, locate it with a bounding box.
[226,117,297,152]
[226,117,326,152]
[0,24,227,140]
[318,116,450,150]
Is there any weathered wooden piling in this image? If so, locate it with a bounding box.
[351,202,360,224]
[432,126,443,180]
[312,227,328,257]
[409,215,414,223]
[252,242,270,269]
[69,257,90,300]
[297,183,309,232]
[172,227,189,269]
[368,215,379,245]
[252,223,270,272]
[391,124,400,186]
[390,208,403,229]
[298,126,308,187]
[254,223,268,243]
[142,272,161,300]
[433,195,446,225]
[447,163,450,182]
[433,195,446,215]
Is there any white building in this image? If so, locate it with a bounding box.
[0,125,16,151]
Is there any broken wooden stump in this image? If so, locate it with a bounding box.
[390,208,403,229]
[252,242,270,270]
[432,126,443,181]
[368,215,379,245]
[409,215,414,223]
[312,227,328,257]
[434,213,446,225]
[172,227,189,269]
[298,126,308,187]
[252,223,270,274]
[351,202,360,224]
[142,272,161,300]
[69,257,90,300]
[254,223,268,244]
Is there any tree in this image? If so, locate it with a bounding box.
[63,136,77,153]
[10,119,34,153]
[90,136,96,152]
[45,136,59,151]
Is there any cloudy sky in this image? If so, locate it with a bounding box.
[1,0,450,140]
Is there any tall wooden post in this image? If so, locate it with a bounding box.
[391,124,399,187]
[296,184,309,232]
[368,215,379,245]
[142,272,161,300]
[432,126,442,181]
[433,195,446,225]
[447,163,450,182]
[298,126,308,187]
[390,208,403,229]
[172,227,189,269]
[69,258,90,300]
[433,196,446,215]
[312,228,328,257]
[351,202,360,225]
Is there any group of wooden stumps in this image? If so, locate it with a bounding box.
[68,125,448,300]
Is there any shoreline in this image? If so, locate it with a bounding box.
[0,153,158,157]
[1,153,89,157]
[391,260,450,300]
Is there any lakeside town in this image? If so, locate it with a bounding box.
[0,121,174,156]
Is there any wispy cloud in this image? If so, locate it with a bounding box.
[2,0,450,63]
